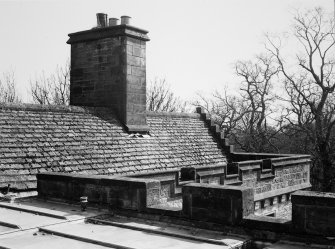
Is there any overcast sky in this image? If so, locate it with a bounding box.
[0,0,333,102]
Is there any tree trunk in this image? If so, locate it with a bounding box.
[316,141,334,192]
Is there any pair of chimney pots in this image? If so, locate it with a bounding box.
[97,13,131,27]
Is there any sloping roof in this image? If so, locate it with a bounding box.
[0,104,227,190]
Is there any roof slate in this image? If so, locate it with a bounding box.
[0,104,227,190]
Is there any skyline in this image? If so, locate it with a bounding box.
[0,0,333,102]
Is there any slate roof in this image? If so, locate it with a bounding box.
[0,104,227,190]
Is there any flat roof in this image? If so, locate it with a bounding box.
[0,198,245,249]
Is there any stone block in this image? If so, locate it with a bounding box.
[254,201,261,210]
[292,191,335,236]
[264,198,271,208]
[182,183,254,225]
[131,66,145,77]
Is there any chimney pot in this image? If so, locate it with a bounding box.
[96,13,108,27]
[121,16,131,25]
[109,18,119,26]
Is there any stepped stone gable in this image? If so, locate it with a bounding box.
[0,104,227,190]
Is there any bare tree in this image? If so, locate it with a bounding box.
[194,89,245,137]
[147,78,188,112]
[266,7,335,191]
[0,70,21,103]
[30,61,70,105]
[234,54,281,152]
[194,54,281,153]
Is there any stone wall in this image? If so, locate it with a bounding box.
[292,190,335,236]
[238,157,311,200]
[179,155,311,219]
[236,156,311,219]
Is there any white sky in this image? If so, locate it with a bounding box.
[0,0,333,102]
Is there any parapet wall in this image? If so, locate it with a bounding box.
[36,172,335,237]
[36,152,312,220]
[37,172,255,226]
[180,155,311,217]
[37,173,162,211]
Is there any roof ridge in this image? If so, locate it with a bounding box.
[0,102,112,114]
[146,111,199,119]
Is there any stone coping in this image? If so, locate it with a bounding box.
[67,24,150,44]
[196,169,224,177]
[232,152,295,158]
[38,172,160,186]
[125,169,180,177]
[192,164,227,170]
[254,183,312,201]
[292,190,335,206]
[68,24,149,37]
[184,182,251,192]
[237,155,310,171]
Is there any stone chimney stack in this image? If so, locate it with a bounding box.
[67,14,149,133]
